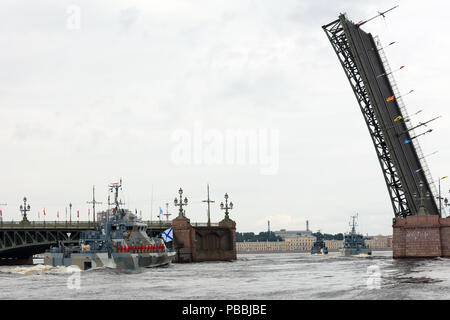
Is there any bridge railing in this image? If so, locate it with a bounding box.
[375,36,438,201]
[143,220,172,228]
[0,219,217,229]
[191,223,220,227]
[0,220,98,229]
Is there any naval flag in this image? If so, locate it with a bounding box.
[162,227,173,243]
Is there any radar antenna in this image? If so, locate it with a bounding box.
[109,178,124,219]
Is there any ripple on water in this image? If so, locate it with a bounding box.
[0,252,449,299]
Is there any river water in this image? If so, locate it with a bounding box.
[0,251,449,300]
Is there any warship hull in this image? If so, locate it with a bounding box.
[311,239,328,255]
[43,251,176,270]
[311,248,328,255]
[341,247,372,256]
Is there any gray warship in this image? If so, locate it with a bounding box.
[43,180,175,270]
[341,214,372,256]
[311,234,328,254]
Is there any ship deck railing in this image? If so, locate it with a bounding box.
[190,222,220,227]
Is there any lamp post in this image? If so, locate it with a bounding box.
[444,196,449,218]
[174,188,188,219]
[438,176,448,217]
[220,193,233,221]
[20,197,31,223]
[69,203,72,224]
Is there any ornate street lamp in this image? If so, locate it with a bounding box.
[174,188,188,219]
[220,193,233,221]
[20,197,31,223]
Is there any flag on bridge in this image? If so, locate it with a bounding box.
[386,96,395,102]
[161,227,173,243]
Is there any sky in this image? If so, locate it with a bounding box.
[1,0,449,236]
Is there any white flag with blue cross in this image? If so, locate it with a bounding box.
[162,227,173,243]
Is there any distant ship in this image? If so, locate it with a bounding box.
[311,235,328,255]
[341,214,372,256]
[43,180,175,270]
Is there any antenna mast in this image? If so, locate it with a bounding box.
[108,178,123,220]
[202,184,215,227]
[87,185,102,224]
[350,214,358,234]
[357,5,399,27]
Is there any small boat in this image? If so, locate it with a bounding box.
[43,180,175,270]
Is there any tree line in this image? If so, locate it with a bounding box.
[236,232,282,242]
[236,231,344,242]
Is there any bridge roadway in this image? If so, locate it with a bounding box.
[0,220,172,263]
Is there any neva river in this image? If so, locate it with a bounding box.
[1,251,449,299]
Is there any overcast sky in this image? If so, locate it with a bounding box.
[1,0,449,236]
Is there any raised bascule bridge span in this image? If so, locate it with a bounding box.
[322,11,450,258]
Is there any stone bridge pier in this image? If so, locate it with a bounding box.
[172,217,236,263]
[393,215,450,258]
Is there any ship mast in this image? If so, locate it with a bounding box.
[350,214,358,234]
[109,178,124,220]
